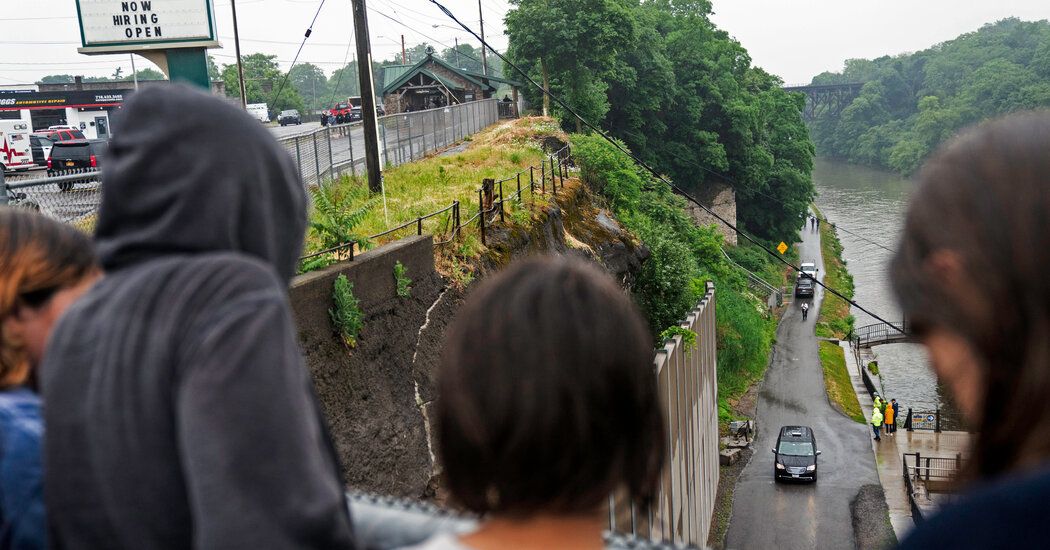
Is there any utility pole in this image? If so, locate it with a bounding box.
[130,54,139,90]
[230,0,248,108]
[454,37,460,68]
[401,34,407,64]
[478,0,488,75]
[352,0,383,193]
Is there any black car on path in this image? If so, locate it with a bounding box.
[795,275,815,298]
[278,109,302,126]
[773,425,821,482]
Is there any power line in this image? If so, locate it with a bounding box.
[428,0,905,334]
[269,0,327,106]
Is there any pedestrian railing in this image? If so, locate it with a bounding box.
[0,169,102,230]
[278,99,501,188]
[297,145,572,272]
[902,451,963,523]
[850,320,910,348]
[720,247,783,310]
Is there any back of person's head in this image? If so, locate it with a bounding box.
[892,111,1050,477]
[0,209,97,387]
[437,256,665,517]
[96,84,306,283]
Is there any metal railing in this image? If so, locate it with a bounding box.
[850,320,910,348]
[298,145,572,271]
[1,169,102,230]
[609,283,719,547]
[902,451,963,523]
[720,247,783,309]
[278,99,500,187]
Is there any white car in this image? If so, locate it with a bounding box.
[246,103,270,123]
[799,261,818,280]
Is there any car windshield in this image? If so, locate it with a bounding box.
[778,440,814,456]
[281,110,297,116]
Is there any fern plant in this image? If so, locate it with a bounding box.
[393,261,412,298]
[310,185,378,251]
[330,274,364,348]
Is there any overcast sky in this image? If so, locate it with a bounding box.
[2,0,1049,87]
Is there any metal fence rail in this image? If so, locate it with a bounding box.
[1,169,103,230]
[278,99,500,187]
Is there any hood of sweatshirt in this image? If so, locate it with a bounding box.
[95,83,306,285]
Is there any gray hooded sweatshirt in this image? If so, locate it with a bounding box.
[40,84,356,549]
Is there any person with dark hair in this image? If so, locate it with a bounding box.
[39,84,356,549]
[405,256,666,549]
[890,398,899,434]
[0,209,99,550]
[892,111,1050,548]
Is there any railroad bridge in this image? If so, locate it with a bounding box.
[783,82,864,120]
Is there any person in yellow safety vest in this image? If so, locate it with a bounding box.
[884,399,895,435]
[871,407,883,441]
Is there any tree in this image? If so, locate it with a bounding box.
[440,43,484,73]
[221,54,305,114]
[207,55,221,81]
[289,63,328,110]
[39,75,76,84]
[133,68,166,81]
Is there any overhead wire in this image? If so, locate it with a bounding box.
[427,0,905,334]
[269,0,327,107]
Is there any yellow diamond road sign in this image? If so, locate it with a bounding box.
[777,241,788,255]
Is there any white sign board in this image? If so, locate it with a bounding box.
[76,0,218,53]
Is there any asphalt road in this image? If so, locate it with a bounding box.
[725,222,879,550]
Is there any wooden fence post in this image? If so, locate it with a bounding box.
[478,189,486,245]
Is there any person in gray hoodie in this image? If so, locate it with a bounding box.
[39,84,357,549]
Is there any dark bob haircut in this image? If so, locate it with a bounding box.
[437,255,665,516]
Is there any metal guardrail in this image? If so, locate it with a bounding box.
[902,451,963,523]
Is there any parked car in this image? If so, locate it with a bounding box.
[37,128,86,142]
[29,134,54,167]
[47,139,107,191]
[349,105,386,122]
[795,276,815,298]
[799,261,818,280]
[772,426,821,482]
[278,109,302,126]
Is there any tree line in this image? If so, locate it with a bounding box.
[506,0,815,242]
[810,18,1050,174]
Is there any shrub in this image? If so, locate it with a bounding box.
[309,185,378,251]
[394,261,412,298]
[330,274,363,348]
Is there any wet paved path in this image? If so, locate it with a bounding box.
[725,222,879,550]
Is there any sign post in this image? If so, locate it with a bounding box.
[75,0,220,89]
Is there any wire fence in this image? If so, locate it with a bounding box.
[0,168,103,231]
[298,145,572,272]
[278,99,500,187]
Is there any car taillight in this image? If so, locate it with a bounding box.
[89,155,97,168]
[47,158,52,169]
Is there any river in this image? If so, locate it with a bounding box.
[812,157,947,409]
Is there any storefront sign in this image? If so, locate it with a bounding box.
[76,0,218,52]
[0,90,130,111]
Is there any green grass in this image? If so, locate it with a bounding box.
[812,204,856,339]
[302,117,565,260]
[819,341,865,423]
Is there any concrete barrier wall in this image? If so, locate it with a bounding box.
[611,282,720,546]
[289,236,445,497]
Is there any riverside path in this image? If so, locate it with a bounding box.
[725,220,880,549]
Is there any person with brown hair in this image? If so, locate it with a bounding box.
[0,208,100,549]
[892,111,1050,548]
[403,256,666,550]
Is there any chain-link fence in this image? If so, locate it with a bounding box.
[277,99,500,187]
[1,169,102,232]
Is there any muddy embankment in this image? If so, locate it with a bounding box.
[290,175,647,498]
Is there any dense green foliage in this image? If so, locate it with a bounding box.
[507,0,815,242]
[573,134,776,420]
[810,18,1050,174]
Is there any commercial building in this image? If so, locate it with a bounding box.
[0,86,129,139]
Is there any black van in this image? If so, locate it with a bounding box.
[772,425,821,482]
[795,276,815,298]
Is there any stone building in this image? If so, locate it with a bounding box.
[684,180,738,245]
